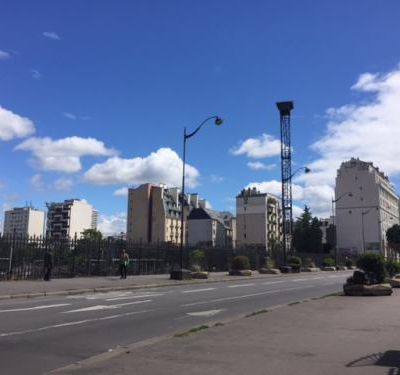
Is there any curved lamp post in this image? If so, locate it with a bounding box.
[332,192,353,267]
[171,116,224,280]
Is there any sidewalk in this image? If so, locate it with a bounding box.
[53,290,400,375]
[0,271,285,300]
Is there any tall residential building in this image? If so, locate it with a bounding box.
[236,187,282,249]
[46,199,97,239]
[188,208,234,248]
[3,206,45,237]
[336,158,400,257]
[319,217,335,251]
[127,183,203,244]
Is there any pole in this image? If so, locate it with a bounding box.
[361,211,366,254]
[180,128,186,271]
[332,198,337,267]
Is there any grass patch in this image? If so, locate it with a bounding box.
[174,325,209,338]
[245,309,269,318]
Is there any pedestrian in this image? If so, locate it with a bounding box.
[44,249,53,281]
[120,249,129,279]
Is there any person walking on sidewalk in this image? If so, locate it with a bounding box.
[43,249,53,281]
[120,249,129,279]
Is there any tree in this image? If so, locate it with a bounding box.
[386,224,400,254]
[292,206,323,253]
[81,229,103,241]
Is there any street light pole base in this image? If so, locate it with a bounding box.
[170,269,192,280]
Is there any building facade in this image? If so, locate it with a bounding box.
[236,187,282,249]
[127,183,205,245]
[335,158,400,257]
[187,208,234,248]
[46,199,97,239]
[3,207,45,237]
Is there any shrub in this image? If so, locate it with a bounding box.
[287,256,302,267]
[356,253,386,284]
[322,257,335,267]
[344,258,353,268]
[302,257,315,268]
[232,256,250,270]
[190,250,206,271]
[385,259,400,277]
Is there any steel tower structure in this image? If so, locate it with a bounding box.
[277,101,294,265]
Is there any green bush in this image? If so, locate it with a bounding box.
[385,259,400,277]
[344,258,353,268]
[287,256,302,267]
[356,253,386,284]
[190,250,206,271]
[232,256,250,270]
[322,257,335,267]
[302,257,315,268]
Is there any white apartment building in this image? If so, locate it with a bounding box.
[336,158,400,257]
[127,183,206,245]
[46,199,97,239]
[236,187,282,249]
[3,207,45,237]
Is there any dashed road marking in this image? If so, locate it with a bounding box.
[63,300,151,313]
[0,303,71,313]
[182,288,216,294]
[228,283,254,288]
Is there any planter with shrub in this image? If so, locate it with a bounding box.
[287,256,302,273]
[229,256,252,276]
[259,256,281,274]
[190,250,209,279]
[321,257,336,271]
[385,259,400,287]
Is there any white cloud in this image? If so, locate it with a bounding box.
[0,50,11,60]
[54,177,73,191]
[31,174,44,192]
[231,133,281,159]
[210,174,224,183]
[0,106,35,141]
[16,136,116,173]
[85,147,200,188]
[31,69,41,79]
[97,212,127,235]
[113,187,128,197]
[42,31,60,40]
[63,112,77,120]
[247,161,276,171]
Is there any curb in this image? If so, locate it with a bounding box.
[0,270,350,301]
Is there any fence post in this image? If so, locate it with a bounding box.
[8,229,16,279]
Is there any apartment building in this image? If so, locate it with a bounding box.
[236,187,282,249]
[319,217,335,251]
[187,208,235,248]
[3,206,45,237]
[335,158,400,257]
[46,199,97,239]
[127,183,205,245]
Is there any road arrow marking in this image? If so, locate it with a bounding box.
[187,309,224,317]
[63,300,151,313]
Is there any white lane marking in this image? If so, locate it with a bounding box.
[0,309,151,337]
[228,283,254,288]
[187,309,224,317]
[291,278,311,282]
[181,286,304,307]
[0,303,70,313]
[106,293,164,301]
[182,288,216,294]
[261,281,285,285]
[63,300,151,313]
[309,277,322,280]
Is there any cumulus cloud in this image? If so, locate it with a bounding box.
[97,212,127,235]
[247,161,276,171]
[0,106,35,141]
[15,136,116,173]
[42,31,60,40]
[85,147,200,188]
[54,177,73,191]
[245,180,304,200]
[0,50,11,60]
[231,133,281,159]
[113,187,128,197]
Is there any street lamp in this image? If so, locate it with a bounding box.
[170,116,224,280]
[331,192,352,267]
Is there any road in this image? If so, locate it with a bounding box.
[0,271,351,374]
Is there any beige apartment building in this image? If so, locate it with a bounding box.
[3,206,45,237]
[236,187,282,249]
[46,199,97,239]
[127,183,206,245]
[336,158,400,257]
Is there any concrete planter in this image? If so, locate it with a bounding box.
[259,268,281,275]
[229,269,252,276]
[388,278,400,288]
[337,266,348,271]
[191,271,209,279]
[343,283,393,296]
[322,266,336,271]
[301,267,319,272]
[279,266,292,274]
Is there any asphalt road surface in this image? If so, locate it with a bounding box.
[0,271,351,374]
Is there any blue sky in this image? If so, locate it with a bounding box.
[1,1,400,233]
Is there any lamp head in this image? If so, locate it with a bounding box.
[214,117,223,126]
[304,167,311,174]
